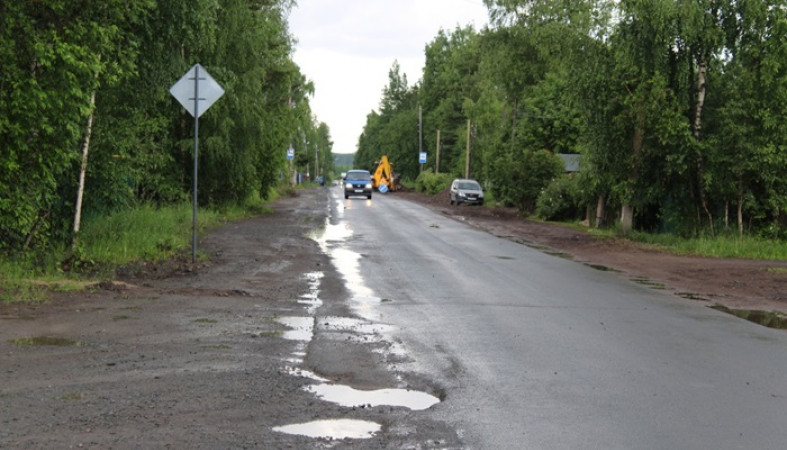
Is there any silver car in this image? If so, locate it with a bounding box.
[450,178,484,205]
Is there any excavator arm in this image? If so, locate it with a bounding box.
[372,155,400,192]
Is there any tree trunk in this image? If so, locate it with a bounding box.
[693,57,714,236]
[72,67,100,250]
[621,204,634,234]
[623,109,646,235]
[595,195,605,228]
[737,174,744,237]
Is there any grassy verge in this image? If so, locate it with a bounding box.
[1,189,279,303]
[557,220,787,260]
[627,231,787,260]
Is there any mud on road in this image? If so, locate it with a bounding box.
[2,186,786,448]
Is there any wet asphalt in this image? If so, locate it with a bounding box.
[328,187,787,449]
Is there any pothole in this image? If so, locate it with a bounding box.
[304,384,440,410]
[710,305,787,330]
[275,316,314,341]
[273,419,381,439]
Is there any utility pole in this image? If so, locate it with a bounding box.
[418,106,423,173]
[465,120,471,178]
[435,129,441,174]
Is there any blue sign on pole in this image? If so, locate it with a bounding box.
[287,147,295,160]
[419,152,427,164]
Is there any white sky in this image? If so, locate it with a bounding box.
[288,0,489,154]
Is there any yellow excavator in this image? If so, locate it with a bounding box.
[372,155,401,192]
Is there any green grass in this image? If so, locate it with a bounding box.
[627,231,787,260]
[1,188,279,304]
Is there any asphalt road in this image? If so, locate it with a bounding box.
[331,188,787,449]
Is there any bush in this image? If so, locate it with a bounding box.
[536,175,583,221]
[415,169,452,195]
[501,150,564,213]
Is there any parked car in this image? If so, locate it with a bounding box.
[343,170,373,199]
[450,178,484,205]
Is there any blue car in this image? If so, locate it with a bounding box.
[343,170,373,199]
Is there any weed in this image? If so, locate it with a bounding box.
[10,336,83,347]
[193,318,218,324]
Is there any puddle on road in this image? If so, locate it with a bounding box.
[310,207,378,318]
[305,384,440,411]
[710,305,787,330]
[317,316,394,335]
[273,419,381,439]
[298,271,324,314]
[276,316,314,341]
[584,263,621,272]
[286,367,330,383]
[631,277,666,290]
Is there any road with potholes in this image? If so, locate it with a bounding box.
[2,186,786,448]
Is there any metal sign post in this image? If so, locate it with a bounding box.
[169,64,224,263]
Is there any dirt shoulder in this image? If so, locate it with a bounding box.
[0,188,460,449]
[396,189,787,315]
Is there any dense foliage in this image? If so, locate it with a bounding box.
[0,0,334,254]
[357,0,786,238]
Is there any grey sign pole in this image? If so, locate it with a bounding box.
[169,63,225,263]
[191,65,200,263]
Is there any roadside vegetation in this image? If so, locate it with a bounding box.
[356,0,786,242]
[1,3,334,265]
[0,185,296,303]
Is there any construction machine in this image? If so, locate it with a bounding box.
[372,155,401,192]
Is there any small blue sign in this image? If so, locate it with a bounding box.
[287,147,294,160]
[419,152,427,164]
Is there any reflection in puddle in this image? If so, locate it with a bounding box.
[584,263,621,272]
[276,316,314,341]
[273,419,381,439]
[310,205,377,317]
[286,367,330,383]
[318,316,395,335]
[305,384,440,411]
[710,305,787,329]
[298,272,324,314]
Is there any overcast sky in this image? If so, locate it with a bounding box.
[288,0,489,154]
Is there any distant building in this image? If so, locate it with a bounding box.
[559,154,582,173]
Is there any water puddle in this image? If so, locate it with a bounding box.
[298,271,324,314]
[276,316,314,341]
[305,384,440,410]
[584,263,621,272]
[678,292,706,301]
[710,305,787,330]
[631,277,666,290]
[544,250,573,259]
[273,419,381,439]
[318,316,394,335]
[286,367,330,382]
